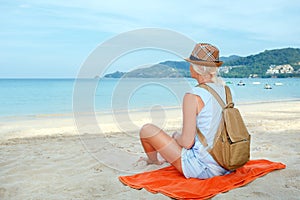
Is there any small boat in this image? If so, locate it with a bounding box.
[237,80,245,86]
[226,81,233,85]
[274,82,283,86]
[264,84,272,89]
[252,82,261,85]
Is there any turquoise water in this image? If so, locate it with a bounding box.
[0,78,299,117]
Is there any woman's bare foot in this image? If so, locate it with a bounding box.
[138,157,166,165]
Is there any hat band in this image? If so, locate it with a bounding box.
[189,55,220,63]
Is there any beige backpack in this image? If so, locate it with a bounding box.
[197,84,251,171]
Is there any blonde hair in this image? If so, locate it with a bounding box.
[191,64,224,85]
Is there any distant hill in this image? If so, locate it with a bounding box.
[221,48,300,78]
[104,61,190,78]
[123,61,190,78]
[103,71,126,78]
[220,55,241,62]
[104,47,300,78]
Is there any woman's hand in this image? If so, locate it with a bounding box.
[172,131,180,140]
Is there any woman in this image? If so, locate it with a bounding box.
[139,43,230,179]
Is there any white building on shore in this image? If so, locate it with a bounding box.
[266,64,294,74]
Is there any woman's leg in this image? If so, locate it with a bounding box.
[139,123,183,174]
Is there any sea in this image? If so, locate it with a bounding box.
[0,78,299,117]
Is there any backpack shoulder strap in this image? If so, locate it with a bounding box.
[224,85,234,107]
[197,84,228,108]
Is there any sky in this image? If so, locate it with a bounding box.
[1,0,300,78]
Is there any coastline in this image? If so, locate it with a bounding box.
[0,99,299,141]
[0,100,300,199]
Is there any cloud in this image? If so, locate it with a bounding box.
[19,4,31,8]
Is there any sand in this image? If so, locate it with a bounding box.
[0,101,299,199]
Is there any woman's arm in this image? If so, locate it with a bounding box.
[173,93,204,149]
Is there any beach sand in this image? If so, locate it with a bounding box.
[0,101,299,199]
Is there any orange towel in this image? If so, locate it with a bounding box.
[119,159,285,199]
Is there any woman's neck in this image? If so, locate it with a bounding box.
[196,76,213,85]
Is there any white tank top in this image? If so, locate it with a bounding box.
[192,83,226,147]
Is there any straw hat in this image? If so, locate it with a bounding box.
[185,43,223,67]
